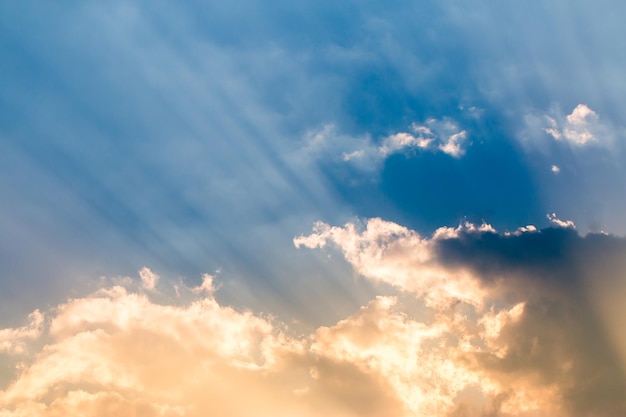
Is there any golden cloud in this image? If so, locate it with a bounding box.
[1,218,625,416]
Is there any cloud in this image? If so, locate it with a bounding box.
[551,165,560,174]
[522,104,616,150]
[0,279,309,417]
[378,130,433,158]
[547,213,575,229]
[294,218,489,309]
[373,118,469,161]
[0,272,539,417]
[301,118,469,177]
[546,104,599,145]
[2,219,626,416]
[297,218,626,416]
[0,273,443,417]
[139,267,159,291]
[0,310,43,355]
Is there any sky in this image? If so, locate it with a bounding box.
[1,1,625,416]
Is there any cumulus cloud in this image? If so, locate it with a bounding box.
[297,218,626,416]
[0,272,543,417]
[0,278,313,417]
[2,220,626,417]
[523,104,615,150]
[294,218,489,308]
[552,104,598,145]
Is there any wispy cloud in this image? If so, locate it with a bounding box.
[302,118,469,178]
[139,267,159,291]
[378,119,468,159]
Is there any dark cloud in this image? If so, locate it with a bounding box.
[435,227,583,283]
[436,227,626,416]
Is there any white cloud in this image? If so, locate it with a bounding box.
[378,131,433,157]
[551,165,560,174]
[378,118,469,159]
[548,104,599,145]
[546,212,576,229]
[301,118,469,176]
[524,104,615,150]
[504,224,538,236]
[438,130,468,158]
[139,267,159,290]
[295,218,490,309]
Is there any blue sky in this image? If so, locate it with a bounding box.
[1,2,626,416]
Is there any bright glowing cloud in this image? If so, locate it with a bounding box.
[297,218,626,417]
[2,218,626,416]
[547,212,576,229]
[295,218,488,308]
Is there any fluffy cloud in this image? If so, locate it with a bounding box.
[297,218,626,416]
[522,104,615,150]
[294,218,489,308]
[0,273,535,417]
[2,219,626,417]
[545,104,598,145]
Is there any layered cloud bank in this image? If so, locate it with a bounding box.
[1,219,626,417]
